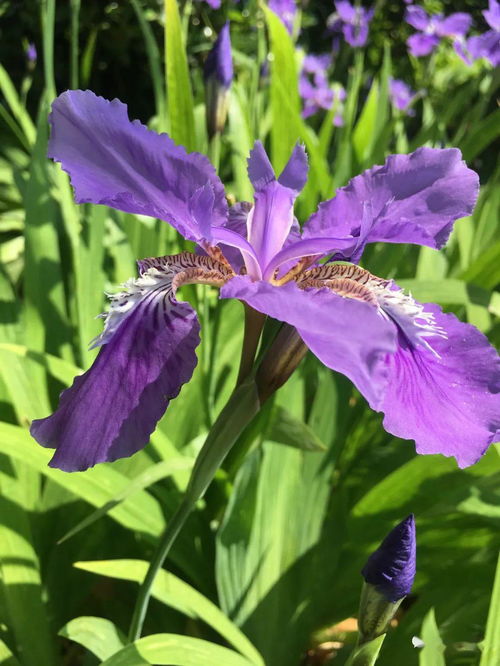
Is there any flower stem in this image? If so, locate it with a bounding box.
[127,377,261,641]
[237,305,266,385]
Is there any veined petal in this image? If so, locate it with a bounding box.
[48,90,227,242]
[303,147,478,259]
[221,276,396,408]
[30,254,231,471]
[380,304,500,468]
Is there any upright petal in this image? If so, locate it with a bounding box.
[30,256,213,471]
[335,1,356,23]
[484,0,500,31]
[246,142,306,273]
[221,276,396,408]
[404,5,431,31]
[48,90,227,243]
[303,148,479,259]
[381,305,500,468]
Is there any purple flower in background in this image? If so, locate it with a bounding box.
[406,5,472,56]
[362,515,416,602]
[462,0,500,67]
[198,0,221,9]
[26,42,37,64]
[389,78,418,116]
[31,90,500,471]
[204,22,233,138]
[330,1,374,47]
[268,0,297,34]
[299,54,345,125]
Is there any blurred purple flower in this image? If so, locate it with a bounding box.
[269,0,297,34]
[457,1,500,67]
[31,90,500,471]
[330,1,374,47]
[362,515,416,602]
[299,54,345,124]
[204,22,233,138]
[389,78,418,116]
[26,42,37,64]
[406,5,472,57]
[199,0,221,8]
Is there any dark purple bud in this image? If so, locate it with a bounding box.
[204,22,233,89]
[26,42,37,64]
[204,23,233,139]
[362,514,416,603]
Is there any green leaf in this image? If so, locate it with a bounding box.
[263,5,301,173]
[59,616,126,661]
[352,80,379,165]
[460,109,500,162]
[0,64,36,145]
[58,458,193,543]
[419,608,446,666]
[0,638,21,666]
[74,560,264,666]
[0,422,165,538]
[267,405,327,452]
[480,552,500,666]
[0,492,57,665]
[100,634,255,666]
[164,0,195,150]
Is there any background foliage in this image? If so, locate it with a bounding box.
[0,1,499,665]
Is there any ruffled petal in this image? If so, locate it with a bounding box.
[48,90,227,243]
[303,147,478,260]
[30,258,206,471]
[380,304,500,468]
[221,276,396,408]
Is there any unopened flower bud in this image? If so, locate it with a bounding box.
[204,22,233,140]
[358,515,416,642]
[256,324,308,403]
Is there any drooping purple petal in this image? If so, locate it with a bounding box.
[468,31,500,67]
[48,90,227,243]
[221,276,396,408]
[407,33,440,56]
[343,21,369,47]
[31,268,201,471]
[303,147,479,260]
[362,515,416,603]
[380,304,500,469]
[435,12,472,38]
[405,5,431,31]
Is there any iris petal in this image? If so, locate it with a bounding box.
[48,90,227,242]
[381,304,500,468]
[30,259,206,471]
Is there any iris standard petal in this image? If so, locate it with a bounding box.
[246,142,307,273]
[381,304,500,468]
[221,276,396,408]
[48,90,227,243]
[31,263,203,471]
[405,5,431,31]
[335,1,356,23]
[303,147,478,258]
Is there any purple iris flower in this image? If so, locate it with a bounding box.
[31,90,500,472]
[458,0,500,67]
[405,5,472,57]
[198,0,221,9]
[389,78,418,116]
[300,54,345,125]
[362,515,416,603]
[330,1,374,48]
[268,0,297,34]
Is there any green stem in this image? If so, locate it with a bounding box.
[237,305,266,385]
[208,132,221,172]
[127,378,261,641]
